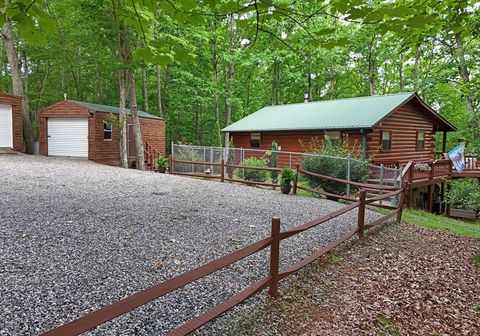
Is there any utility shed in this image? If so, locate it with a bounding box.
[39,100,165,166]
[0,92,23,151]
[222,92,456,164]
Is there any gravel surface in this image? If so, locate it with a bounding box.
[0,155,380,335]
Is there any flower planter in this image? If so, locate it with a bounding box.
[157,166,166,173]
[280,184,291,194]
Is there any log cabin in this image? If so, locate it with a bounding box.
[222,92,456,165]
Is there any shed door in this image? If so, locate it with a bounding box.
[0,104,13,148]
[48,118,88,157]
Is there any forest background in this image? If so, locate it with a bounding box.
[1,0,478,155]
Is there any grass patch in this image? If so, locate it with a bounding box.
[373,208,480,239]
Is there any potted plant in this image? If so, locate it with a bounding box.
[280,168,296,194]
[156,156,168,173]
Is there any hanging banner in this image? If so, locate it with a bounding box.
[448,143,465,173]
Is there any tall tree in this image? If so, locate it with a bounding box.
[2,2,34,153]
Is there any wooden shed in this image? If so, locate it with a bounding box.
[222,92,456,164]
[39,100,165,166]
[0,92,23,151]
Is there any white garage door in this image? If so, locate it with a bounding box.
[0,104,13,148]
[48,118,88,157]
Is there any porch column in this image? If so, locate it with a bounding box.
[442,131,447,156]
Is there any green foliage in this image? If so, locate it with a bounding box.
[302,137,368,195]
[156,156,169,168]
[375,208,480,239]
[236,157,270,182]
[280,168,296,186]
[447,179,480,214]
[268,141,280,183]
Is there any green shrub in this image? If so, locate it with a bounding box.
[156,156,169,168]
[280,168,296,186]
[236,157,270,182]
[301,136,368,195]
[447,178,480,215]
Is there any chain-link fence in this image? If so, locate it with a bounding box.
[171,143,402,201]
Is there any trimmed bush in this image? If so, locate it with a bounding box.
[447,178,480,216]
[236,157,270,182]
[301,137,368,195]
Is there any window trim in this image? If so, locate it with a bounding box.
[250,132,261,148]
[380,130,392,151]
[416,131,426,151]
[103,121,113,141]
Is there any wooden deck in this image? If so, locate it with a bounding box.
[373,156,480,214]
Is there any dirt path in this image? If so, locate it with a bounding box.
[298,224,480,336]
[212,223,480,335]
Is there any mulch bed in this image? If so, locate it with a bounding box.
[292,224,480,335]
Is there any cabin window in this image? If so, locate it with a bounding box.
[381,130,391,150]
[250,132,261,148]
[416,132,425,150]
[104,122,112,141]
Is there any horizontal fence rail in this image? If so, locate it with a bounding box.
[41,153,406,336]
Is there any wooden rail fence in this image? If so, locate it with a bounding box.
[40,159,405,336]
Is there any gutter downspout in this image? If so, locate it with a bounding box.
[361,129,367,160]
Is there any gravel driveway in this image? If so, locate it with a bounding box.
[0,155,381,335]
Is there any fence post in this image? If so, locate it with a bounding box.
[407,165,414,208]
[357,189,366,238]
[220,159,225,182]
[346,155,351,198]
[168,155,173,174]
[269,217,281,298]
[396,188,405,224]
[191,147,195,173]
[446,182,451,217]
[292,163,300,195]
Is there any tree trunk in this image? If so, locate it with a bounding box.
[118,68,128,168]
[116,21,129,168]
[454,32,474,115]
[367,44,375,96]
[413,44,421,89]
[210,24,221,146]
[224,14,236,146]
[129,68,145,170]
[156,65,163,117]
[2,13,35,153]
[398,52,404,91]
[141,66,149,113]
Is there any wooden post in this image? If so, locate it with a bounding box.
[396,189,405,224]
[427,162,434,212]
[269,217,281,298]
[446,182,451,217]
[357,189,366,238]
[220,159,225,182]
[292,163,300,195]
[407,166,414,208]
[168,155,173,174]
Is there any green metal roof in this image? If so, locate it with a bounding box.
[222,92,454,132]
[71,100,163,120]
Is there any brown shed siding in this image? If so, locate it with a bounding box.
[368,100,435,164]
[0,92,23,151]
[39,100,165,166]
[231,131,363,156]
[94,112,165,165]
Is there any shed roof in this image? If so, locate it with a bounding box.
[71,100,163,120]
[222,92,455,132]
